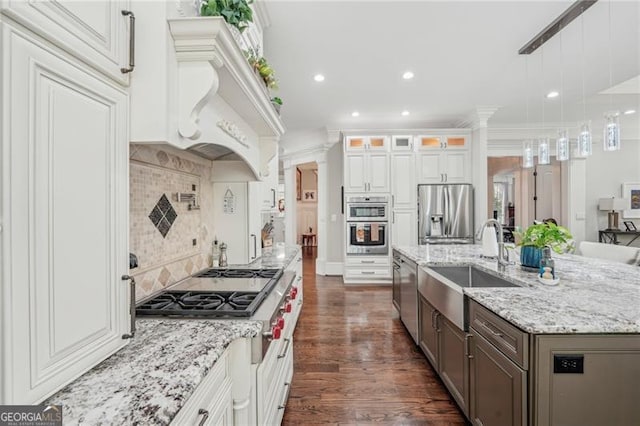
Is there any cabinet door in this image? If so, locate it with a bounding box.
[443,152,469,183]
[260,155,279,211]
[1,0,131,84]
[418,152,443,184]
[367,136,389,151]
[2,24,129,403]
[344,153,367,192]
[247,182,262,261]
[367,152,390,192]
[416,135,443,150]
[418,295,439,369]
[444,135,468,150]
[392,209,416,246]
[345,136,367,152]
[469,330,527,426]
[391,153,416,208]
[392,135,414,151]
[439,318,469,416]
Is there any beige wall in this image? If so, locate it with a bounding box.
[296,164,318,242]
[129,144,215,301]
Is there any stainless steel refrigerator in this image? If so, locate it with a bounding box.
[418,184,474,244]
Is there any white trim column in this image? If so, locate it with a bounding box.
[282,158,296,246]
[468,107,499,228]
[315,157,327,275]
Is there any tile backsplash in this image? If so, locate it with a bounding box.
[130,144,215,301]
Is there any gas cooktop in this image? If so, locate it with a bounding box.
[135,268,284,318]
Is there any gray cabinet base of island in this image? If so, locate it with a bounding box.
[417,294,640,425]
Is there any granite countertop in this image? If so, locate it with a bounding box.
[44,319,262,425]
[248,243,301,269]
[394,244,640,334]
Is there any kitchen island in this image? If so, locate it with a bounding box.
[393,244,640,426]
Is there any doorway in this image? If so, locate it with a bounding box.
[296,162,318,254]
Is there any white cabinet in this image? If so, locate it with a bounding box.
[213,182,262,265]
[417,135,470,184]
[392,135,414,151]
[392,209,417,247]
[1,0,132,85]
[391,153,416,209]
[171,345,234,426]
[1,21,129,404]
[259,155,279,211]
[343,136,390,193]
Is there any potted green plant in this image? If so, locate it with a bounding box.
[271,97,283,113]
[515,222,574,269]
[200,0,254,33]
[244,48,278,89]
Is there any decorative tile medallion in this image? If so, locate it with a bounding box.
[149,194,177,238]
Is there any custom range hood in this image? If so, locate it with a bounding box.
[165,16,284,179]
[128,10,284,179]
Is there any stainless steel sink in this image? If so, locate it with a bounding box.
[428,266,520,288]
[418,265,520,330]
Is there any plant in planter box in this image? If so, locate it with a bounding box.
[200,0,254,33]
[515,222,574,269]
[271,96,283,113]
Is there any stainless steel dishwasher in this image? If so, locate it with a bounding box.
[398,253,418,344]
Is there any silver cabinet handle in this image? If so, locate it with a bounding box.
[277,337,291,359]
[271,188,276,208]
[277,382,291,410]
[393,212,395,223]
[465,334,474,359]
[479,320,504,337]
[121,275,136,339]
[197,408,209,426]
[361,260,375,264]
[445,173,448,182]
[391,195,395,207]
[120,11,135,74]
[251,234,257,259]
[434,312,441,332]
[361,271,375,274]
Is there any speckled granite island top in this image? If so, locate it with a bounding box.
[394,245,640,334]
[44,319,262,425]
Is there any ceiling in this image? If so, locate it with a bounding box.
[262,1,640,149]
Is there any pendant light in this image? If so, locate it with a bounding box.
[603,0,621,151]
[556,25,570,161]
[538,47,550,165]
[577,10,592,157]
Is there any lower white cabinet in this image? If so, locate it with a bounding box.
[343,256,391,283]
[1,19,130,404]
[171,349,233,426]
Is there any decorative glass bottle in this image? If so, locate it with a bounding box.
[539,246,555,280]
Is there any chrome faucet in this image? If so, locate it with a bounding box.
[478,219,510,272]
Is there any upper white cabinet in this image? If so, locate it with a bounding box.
[344,136,390,193]
[1,21,130,404]
[392,135,414,151]
[1,0,132,85]
[417,134,470,184]
[259,154,279,211]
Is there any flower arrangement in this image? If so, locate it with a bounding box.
[244,48,278,89]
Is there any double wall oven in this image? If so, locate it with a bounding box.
[345,196,389,255]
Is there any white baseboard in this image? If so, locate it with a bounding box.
[315,258,326,275]
[324,261,343,276]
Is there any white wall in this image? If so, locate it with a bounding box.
[585,139,640,242]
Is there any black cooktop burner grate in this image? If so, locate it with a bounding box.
[136,290,264,318]
[194,268,281,279]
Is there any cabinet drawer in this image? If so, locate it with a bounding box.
[469,301,529,370]
[345,257,390,266]
[344,267,391,278]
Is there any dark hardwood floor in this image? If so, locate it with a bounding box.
[283,248,466,425]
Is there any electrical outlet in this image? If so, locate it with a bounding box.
[192,238,197,246]
[192,184,196,191]
[554,355,584,374]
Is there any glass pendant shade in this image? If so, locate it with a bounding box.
[556,130,570,161]
[538,137,550,165]
[577,122,592,157]
[522,140,534,168]
[603,113,621,151]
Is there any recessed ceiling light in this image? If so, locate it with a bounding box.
[623,109,636,115]
[351,111,360,117]
[401,110,410,116]
[402,71,414,80]
[546,91,559,99]
[314,74,325,82]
